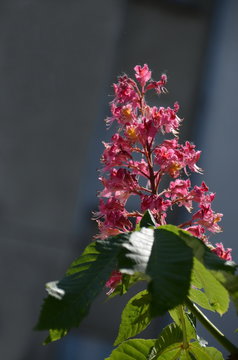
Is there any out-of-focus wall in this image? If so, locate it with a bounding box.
[0,1,125,359]
[194,0,238,351]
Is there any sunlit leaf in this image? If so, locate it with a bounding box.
[114,290,152,345]
[188,288,215,312]
[169,307,196,341]
[148,322,183,360]
[106,339,156,360]
[189,341,224,360]
[192,259,229,315]
[43,329,68,345]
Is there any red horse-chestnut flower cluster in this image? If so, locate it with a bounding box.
[93,64,232,294]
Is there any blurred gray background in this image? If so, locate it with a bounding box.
[0,0,237,359]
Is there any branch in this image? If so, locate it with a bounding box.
[185,298,238,355]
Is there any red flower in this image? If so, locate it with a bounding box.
[93,64,229,279]
[134,64,152,87]
[105,271,122,295]
[211,243,232,261]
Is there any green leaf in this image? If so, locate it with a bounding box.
[43,329,68,345]
[164,222,234,315]
[106,339,156,360]
[148,323,183,360]
[140,210,156,228]
[35,223,235,345]
[192,259,229,315]
[210,270,238,313]
[35,235,129,332]
[177,224,238,313]
[114,290,152,345]
[150,345,182,360]
[146,228,193,316]
[189,342,224,360]
[180,350,196,360]
[188,288,215,312]
[119,227,155,276]
[119,225,232,316]
[119,227,194,316]
[160,226,235,272]
[169,308,196,341]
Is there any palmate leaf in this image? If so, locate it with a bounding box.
[36,223,236,345]
[106,339,156,360]
[35,235,129,334]
[114,290,152,346]
[148,325,224,360]
[149,344,182,360]
[149,336,223,360]
[148,323,183,360]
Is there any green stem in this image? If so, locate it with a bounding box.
[185,298,238,355]
[177,305,189,349]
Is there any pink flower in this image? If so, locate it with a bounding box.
[154,139,202,178]
[124,125,139,143]
[128,159,150,178]
[134,64,152,87]
[141,194,171,213]
[97,197,124,215]
[154,139,182,178]
[185,225,207,242]
[192,204,223,233]
[152,103,181,135]
[96,197,133,232]
[105,271,122,295]
[99,168,139,201]
[166,179,192,211]
[181,141,202,174]
[146,73,168,94]
[101,134,132,170]
[107,103,136,126]
[211,243,232,261]
[95,222,122,240]
[95,64,226,269]
[136,119,157,144]
[189,182,209,203]
[113,75,139,107]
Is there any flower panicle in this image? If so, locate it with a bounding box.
[94,64,229,294]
